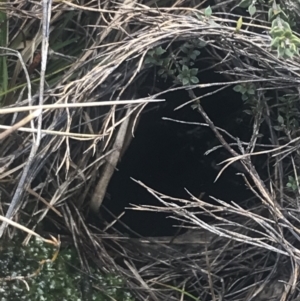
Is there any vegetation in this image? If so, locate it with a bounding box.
[1,0,300,300]
[0,237,134,301]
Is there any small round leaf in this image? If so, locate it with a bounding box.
[277,115,284,124]
[248,4,256,16]
[233,85,242,92]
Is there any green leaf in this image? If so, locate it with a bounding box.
[184,42,194,49]
[277,46,285,57]
[182,64,189,71]
[177,74,183,81]
[180,46,189,54]
[162,57,171,65]
[271,18,280,28]
[190,54,197,61]
[147,49,155,57]
[273,126,282,131]
[268,8,273,21]
[198,39,207,48]
[290,36,300,46]
[236,17,243,32]
[270,36,281,48]
[284,30,293,39]
[270,26,283,37]
[204,6,212,17]
[179,57,189,65]
[190,76,199,84]
[243,109,252,115]
[155,46,166,56]
[233,85,242,92]
[289,43,297,54]
[248,4,256,16]
[240,85,247,94]
[284,48,294,58]
[282,20,291,31]
[157,69,165,75]
[277,115,284,124]
[144,57,153,65]
[190,68,198,76]
[247,88,255,95]
[192,50,201,59]
[238,0,252,8]
[242,94,248,101]
[182,77,189,85]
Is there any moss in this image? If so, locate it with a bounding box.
[0,237,135,301]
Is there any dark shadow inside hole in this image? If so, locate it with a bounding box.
[101,74,255,237]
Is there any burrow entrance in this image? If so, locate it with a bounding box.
[100,71,258,237]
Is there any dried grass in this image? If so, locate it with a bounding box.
[1,0,300,300]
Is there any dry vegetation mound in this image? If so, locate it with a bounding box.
[1,0,300,300]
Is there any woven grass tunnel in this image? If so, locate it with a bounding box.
[1,0,300,300]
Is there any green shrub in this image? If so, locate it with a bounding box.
[0,237,134,301]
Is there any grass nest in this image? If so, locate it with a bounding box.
[1,0,300,300]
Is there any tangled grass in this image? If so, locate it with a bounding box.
[1,0,300,300]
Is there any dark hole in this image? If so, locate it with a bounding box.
[101,69,255,237]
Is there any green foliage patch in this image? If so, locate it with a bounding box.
[0,237,135,301]
[145,39,206,85]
